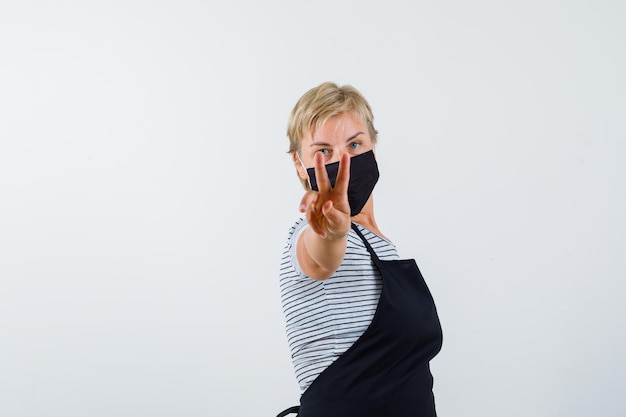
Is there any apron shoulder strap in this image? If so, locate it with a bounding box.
[350,223,382,264]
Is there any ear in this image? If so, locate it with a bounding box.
[293,152,308,180]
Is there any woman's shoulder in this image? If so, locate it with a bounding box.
[351,223,395,246]
[348,223,398,260]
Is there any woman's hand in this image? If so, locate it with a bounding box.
[296,153,351,280]
[299,152,351,240]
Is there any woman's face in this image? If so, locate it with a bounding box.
[295,111,374,181]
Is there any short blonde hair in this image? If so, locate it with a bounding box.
[287,82,378,189]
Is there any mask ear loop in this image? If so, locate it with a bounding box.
[296,152,313,189]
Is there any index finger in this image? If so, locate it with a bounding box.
[313,152,331,191]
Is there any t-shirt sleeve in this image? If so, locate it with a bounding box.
[286,218,311,280]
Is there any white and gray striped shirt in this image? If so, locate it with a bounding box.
[279,218,399,393]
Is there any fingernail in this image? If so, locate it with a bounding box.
[299,204,305,212]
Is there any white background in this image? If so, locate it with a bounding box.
[1,1,624,416]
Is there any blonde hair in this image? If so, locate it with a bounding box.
[287,82,378,189]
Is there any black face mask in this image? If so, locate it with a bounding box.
[306,150,379,216]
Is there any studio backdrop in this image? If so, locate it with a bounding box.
[1,1,624,416]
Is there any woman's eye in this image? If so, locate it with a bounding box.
[318,149,329,155]
[349,142,361,149]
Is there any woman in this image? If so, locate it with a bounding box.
[278,82,443,417]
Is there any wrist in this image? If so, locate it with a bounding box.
[324,230,348,242]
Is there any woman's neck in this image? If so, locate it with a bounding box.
[351,196,385,239]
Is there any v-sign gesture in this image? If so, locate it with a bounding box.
[300,152,351,239]
[297,152,352,279]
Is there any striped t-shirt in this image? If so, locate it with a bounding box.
[279,218,399,393]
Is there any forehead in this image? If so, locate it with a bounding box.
[309,111,368,141]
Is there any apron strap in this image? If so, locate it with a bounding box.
[350,223,382,266]
[276,405,299,416]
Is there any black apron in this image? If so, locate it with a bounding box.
[278,224,443,417]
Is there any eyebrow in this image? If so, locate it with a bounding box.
[309,132,364,147]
